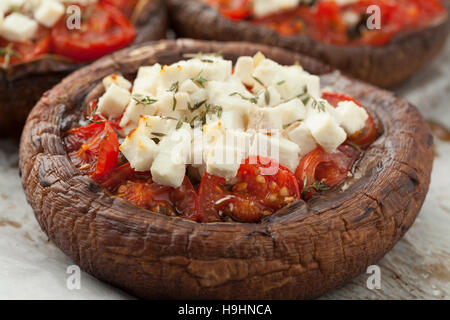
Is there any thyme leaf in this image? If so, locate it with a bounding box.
[0,44,21,69]
[132,94,157,106]
[168,81,179,93]
[229,92,258,104]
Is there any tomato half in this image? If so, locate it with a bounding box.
[103,0,138,18]
[198,156,300,223]
[322,91,377,148]
[205,0,250,20]
[109,167,199,220]
[51,3,135,62]
[65,121,119,182]
[295,145,360,199]
[0,27,50,66]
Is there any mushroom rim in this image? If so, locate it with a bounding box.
[19,39,434,299]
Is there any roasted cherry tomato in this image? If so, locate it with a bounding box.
[51,3,135,62]
[295,144,361,200]
[212,0,445,45]
[0,27,50,66]
[65,121,119,182]
[206,0,251,20]
[322,91,377,148]
[103,0,138,18]
[198,156,300,223]
[85,99,123,130]
[112,169,199,220]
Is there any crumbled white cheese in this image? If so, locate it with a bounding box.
[103,74,132,91]
[97,83,131,119]
[253,0,300,18]
[250,133,300,172]
[106,53,370,187]
[151,126,192,187]
[305,112,347,153]
[34,0,65,28]
[0,12,38,42]
[119,125,159,172]
[334,100,369,135]
[284,122,317,156]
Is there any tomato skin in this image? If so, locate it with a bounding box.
[65,121,119,182]
[98,163,200,220]
[295,145,360,199]
[211,0,445,45]
[322,91,377,149]
[113,172,199,220]
[198,156,300,223]
[0,27,51,65]
[51,3,135,62]
[103,0,138,17]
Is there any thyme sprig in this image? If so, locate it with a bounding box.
[132,94,158,106]
[302,177,331,198]
[297,85,326,112]
[189,103,223,128]
[229,92,258,104]
[0,44,21,69]
[168,81,179,93]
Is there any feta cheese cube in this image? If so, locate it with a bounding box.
[205,130,251,179]
[249,133,300,172]
[252,58,320,100]
[154,91,190,119]
[159,57,232,89]
[120,94,158,135]
[305,112,346,153]
[141,115,179,137]
[253,0,300,17]
[284,122,317,156]
[34,0,65,28]
[235,56,255,86]
[206,144,243,179]
[220,107,247,130]
[133,64,161,95]
[248,98,305,131]
[180,79,199,94]
[0,13,38,42]
[276,98,306,124]
[248,106,283,131]
[151,127,192,187]
[120,126,159,172]
[103,74,132,91]
[334,100,369,135]
[97,83,131,119]
[256,86,281,108]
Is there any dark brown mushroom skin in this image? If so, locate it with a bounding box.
[0,0,168,138]
[19,39,434,299]
[167,0,449,90]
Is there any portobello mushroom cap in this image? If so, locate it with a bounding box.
[19,39,434,300]
[0,0,168,138]
[167,0,450,89]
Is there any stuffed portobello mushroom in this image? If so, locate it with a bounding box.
[0,0,168,138]
[167,0,450,89]
[20,39,433,299]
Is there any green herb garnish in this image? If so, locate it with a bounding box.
[132,94,157,106]
[0,44,21,69]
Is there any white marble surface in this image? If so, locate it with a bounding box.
[0,42,449,300]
